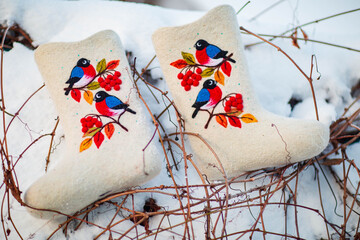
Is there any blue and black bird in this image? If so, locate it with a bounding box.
[65,58,96,95]
[94,91,136,117]
[194,39,236,66]
[192,79,223,119]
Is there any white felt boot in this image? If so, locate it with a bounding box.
[152,5,329,180]
[25,30,161,217]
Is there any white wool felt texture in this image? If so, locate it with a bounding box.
[152,5,329,180]
[25,30,161,217]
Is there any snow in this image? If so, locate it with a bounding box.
[1,0,360,239]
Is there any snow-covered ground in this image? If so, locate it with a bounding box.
[0,0,359,239]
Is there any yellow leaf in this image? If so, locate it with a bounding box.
[80,138,92,152]
[241,113,258,123]
[87,81,100,90]
[181,52,196,65]
[83,90,93,105]
[214,70,225,86]
[200,68,215,77]
[96,58,106,73]
[216,115,228,128]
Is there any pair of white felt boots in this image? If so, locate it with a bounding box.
[25,5,329,217]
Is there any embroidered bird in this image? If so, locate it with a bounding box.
[194,39,236,66]
[192,79,222,119]
[94,91,136,117]
[64,58,96,95]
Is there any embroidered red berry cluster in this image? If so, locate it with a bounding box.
[80,116,103,133]
[98,71,122,91]
[178,68,203,91]
[224,94,243,113]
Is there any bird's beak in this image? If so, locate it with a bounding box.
[193,44,196,48]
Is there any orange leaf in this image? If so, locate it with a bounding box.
[221,61,232,77]
[291,29,300,49]
[300,28,308,42]
[216,115,228,128]
[228,116,242,128]
[80,138,92,152]
[94,132,104,149]
[71,89,81,102]
[83,90,93,105]
[170,59,188,69]
[214,70,225,86]
[106,60,120,70]
[241,113,258,123]
[104,123,115,139]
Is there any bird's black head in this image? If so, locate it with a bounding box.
[194,39,209,50]
[77,58,90,67]
[203,79,217,89]
[94,91,109,102]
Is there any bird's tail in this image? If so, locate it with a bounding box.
[64,83,74,95]
[126,107,136,114]
[227,57,236,63]
[192,108,200,119]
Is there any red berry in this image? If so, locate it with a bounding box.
[191,73,197,79]
[196,75,202,81]
[237,104,243,111]
[114,85,120,91]
[98,77,104,83]
[95,121,102,128]
[80,118,86,123]
[230,97,236,102]
[196,68,202,74]
[187,79,193,85]
[110,80,116,86]
[100,82,106,88]
[82,127,88,133]
[108,75,113,80]
[86,116,92,121]
[177,73,184,79]
[237,98,243,104]
[236,94,242,99]
[87,122,93,128]
[184,85,191,91]
[225,101,232,107]
[183,75,189,81]
[232,101,237,107]
[193,80,199,86]
[91,118,97,124]
[181,80,187,87]
[224,106,231,112]
[105,78,110,83]
[114,71,121,77]
[115,79,122,84]
[105,85,112,91]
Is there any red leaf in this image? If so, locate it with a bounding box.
[221,61,232,77]
[106,60,120,70]
[94,132,104,149]
[104,123,115,139]
[71,89,81,102]
[228,116,242,128]
[170,59,188,69]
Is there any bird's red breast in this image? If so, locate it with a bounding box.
[207,86,222,107]
[196,49,210,65]
[82,65,96,78]
[96,101,115,117]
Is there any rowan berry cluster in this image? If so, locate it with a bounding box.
[177,68,203,91]
[224,94,243,112]
[80,116,103,133]
[98,71,122,91]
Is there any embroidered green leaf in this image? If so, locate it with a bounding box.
[181,52,196,65]
[96,58,107,73]
[227,109,243,117]
[200,68,215,77]
[87,81,100,90]
[83,127,101,137]
[241,113,258,123]
[214,70,225,86]
[216,115,228,128]
[80,138,92,152]
[83,90,93,105]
